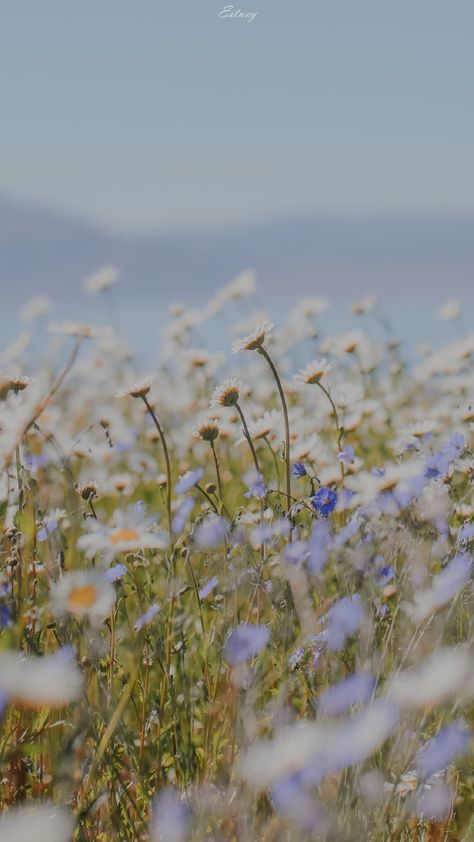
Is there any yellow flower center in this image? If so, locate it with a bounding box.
[109,528,140,544]
[67,585,97,613]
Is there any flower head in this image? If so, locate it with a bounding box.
[224,623,270,664]
[210,377,243,408]
[294,359,331,385]
[83,265,119,296]
[311,486,337,516]
[0,649,83,709]
[50,569,116,624]
[116,374,155,399]
[232,321,273,353]
[193,418,220,441]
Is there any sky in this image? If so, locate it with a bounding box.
[1,0,474,234]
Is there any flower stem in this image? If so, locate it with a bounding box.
[235,402,260,474]
[316,381,344,446]
[210,439,228,516]
[258,347,291,513]
[142,396,172,535]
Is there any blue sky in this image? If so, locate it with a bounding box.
[1,0,474,233]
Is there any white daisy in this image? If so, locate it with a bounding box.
[0,804,75,842]
[116,374,155,399]
[231,321,274,353]
[77,504,168,561]
[294,359,331,385]
[235,410,282,444]
[83,265,120,296]
[210,377,243,408]
[50,569,116,624]
[0,650,84,708]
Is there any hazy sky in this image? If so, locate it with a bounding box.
[1,0,473,234]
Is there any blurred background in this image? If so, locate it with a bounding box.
[1,0,473,357]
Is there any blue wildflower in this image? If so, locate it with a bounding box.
[244,472,268,500]
[325,595,363,650]
[311,487,337,516]
[172,498,194,533]
[0,604,12,629]
[416,720,470,779]
[199,575,219,600]
[338,445,355,466]
[193,515,227,548]
[284,540,309,565]
[151,787,189,842]
[134,603,160,631]
[175,468,204,495]
[37,519,58,542]
[375,565,395,586]
[224,623,270,665]
[105,563,127,582]
[318,672,375,716]
[291,462,307,478]
[307,520,331,574]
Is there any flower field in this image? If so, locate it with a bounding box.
[0,273,473,841]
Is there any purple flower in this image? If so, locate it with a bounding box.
[193,516,227,548]
[416,720,470,779]
[172,498,194,533]
[0,604,12,629]
[244,473,268,500]
[325,595,364,650]
[375,565,395,586]
[175,468,204,495]
[199,575,219,600]
[338,445,355,466]
[134,603,160,631]
[318,672,375,716]
[105,563,127,582]
[284,540,309,565]
[224,623,270,665]
[311,487,337,516]
[150,787,188,842]
[37,519,58,542]
[291,462,307,479]
[307,520,331,574]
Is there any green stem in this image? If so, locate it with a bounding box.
[258,347,291,513]
[210,439,228,516]
[263,434,280,491]
[316,381,344,446]
[235,402,260,474]
[142,396,172,535]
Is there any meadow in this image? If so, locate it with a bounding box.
[0,270,473,841]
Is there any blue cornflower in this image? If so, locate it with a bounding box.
[105,563,127,582]
[337,445,355,466]
[325,595,363,650]
[134,603,160,631]
[318,672,375,716]
[284,540,309,565]
[244,473,268,500]
[311,486,337,516]
[37,519,58,542]
[224,623,270,665]
[175,468,204,495]
[150,788,189,842]
[416,720,470,779]
[0,604,12,629]
[307,519,331,574]
[288,646,306,669]
[172,498,195,533]
[291,462,307,479]
[199,575,219,600]
[375,565,395,586]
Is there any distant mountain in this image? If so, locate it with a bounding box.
[1,194,473,306]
